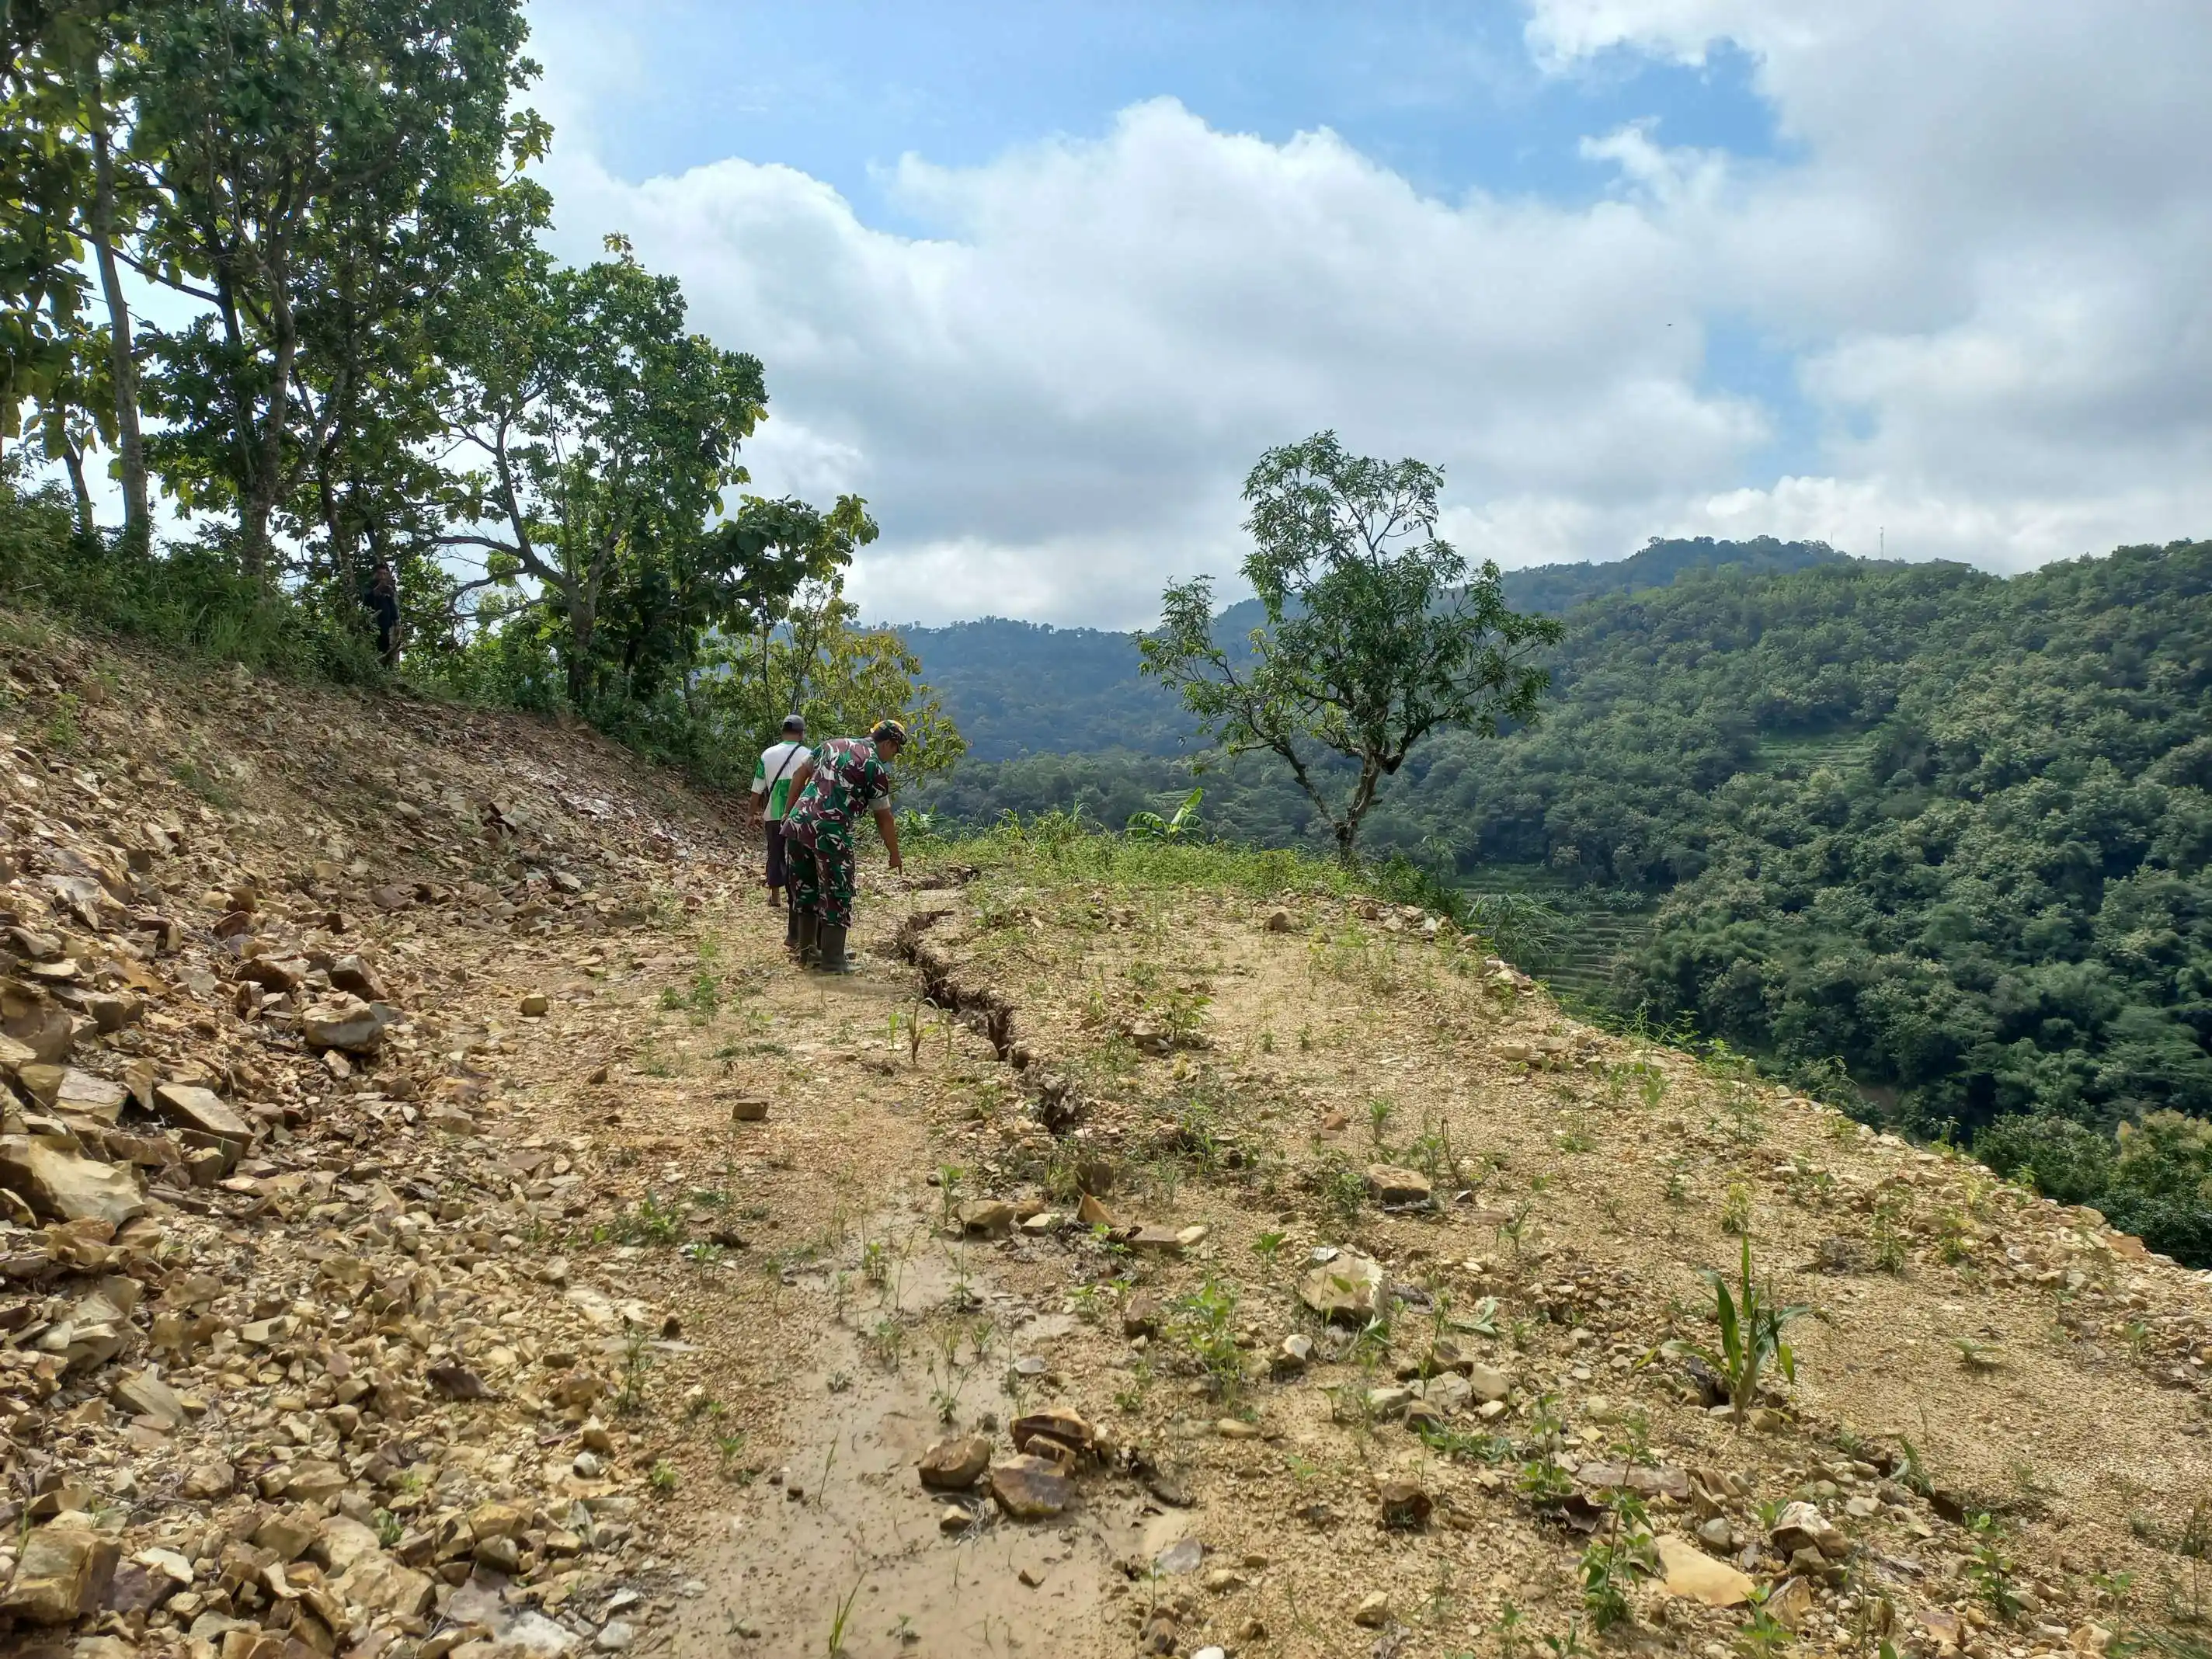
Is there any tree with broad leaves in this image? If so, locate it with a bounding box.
[1141,430,1560,864]
[703,493,885,725]
[128,0,541,579]
[0,0,97,457]
[436,235,768,704]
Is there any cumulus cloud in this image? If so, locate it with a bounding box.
[533,3,2212,624]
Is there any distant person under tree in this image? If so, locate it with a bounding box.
[750,714,812,948]
[364,559,401,667]
[781,718,906,974]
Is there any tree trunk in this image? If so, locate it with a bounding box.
[1334,757,1386,866]
[566,590,596,704]
[240,249,300,583]
[89,119,149,555]
[61,444,95,539]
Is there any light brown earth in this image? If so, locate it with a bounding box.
[5,611,2212,1659]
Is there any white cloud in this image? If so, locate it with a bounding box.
[530,3,2212,622]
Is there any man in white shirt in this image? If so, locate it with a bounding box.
[750,717,812,944]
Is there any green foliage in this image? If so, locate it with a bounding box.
[1737,1584,1793,1658]
[1966,1513,2024,1619]
[1684,1238,1812,1415]
[430,234,768,701]
[129,0,549,576]
[1515,1393,1574,1504]
[1140,431,1559,863]
[1127,785,1205,840]
[1977,1109,2212,1263]
[1168,1275,1245,1403]
[0,470,388,680]
[0,3,965,802]
[1581,1490,1655,1633]
[925,539,2212,1263]
[899,537,1845,764]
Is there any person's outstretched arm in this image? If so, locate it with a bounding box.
[875,804,902,872]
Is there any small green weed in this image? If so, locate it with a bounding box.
[1967,1512,2022,1619]
[1683,1237,1812,1416]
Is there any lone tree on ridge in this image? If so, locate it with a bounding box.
[1140,430,1560,865]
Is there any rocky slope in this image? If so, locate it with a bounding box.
[0,611,767,1659]
[6,608,2212,1659]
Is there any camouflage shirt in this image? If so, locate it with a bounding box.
[784,737,892,847]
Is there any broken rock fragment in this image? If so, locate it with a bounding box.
[1655,1534,1755,1607]
[1,1520,120,1623]
[152,1081,252,1141]
[1770,1500,1850,1560]
[0,1135,145,1226]
[1365,1163,1434,1207]
[917,1435,993,1490]
[110,1368,187,1429]
[1011,1406,1096,1469]
[300,992,388,1052]
[1297,1249,1386,1323]
[50,1067,128,1122]
[989,1456,1073,1519]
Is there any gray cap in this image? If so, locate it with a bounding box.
[781,713,805,732]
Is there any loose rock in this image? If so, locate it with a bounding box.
[1297,1249,1386,1323]
[918,1435,993,1490]
[989,1456,1073,1519]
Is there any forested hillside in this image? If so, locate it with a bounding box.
[916,541,2212,1257]
[903,534,1846,761]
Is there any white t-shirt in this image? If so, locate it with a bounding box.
[751,741,811,820]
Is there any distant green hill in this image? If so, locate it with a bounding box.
[1500,532,1852,612]
[898,534,1848,761]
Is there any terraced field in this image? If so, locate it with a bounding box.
[1459,864,1656,1007]
[1754,726,1880,776]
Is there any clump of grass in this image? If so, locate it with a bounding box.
[603,1191,686,1247]
[1871,1193,1911,1273]
[1312,1151,1366,1233]
[1720,1180,1755,1236]
[1169,1274,1245,1404]
[1682,1237,1812,1417]
[171,756,239,809]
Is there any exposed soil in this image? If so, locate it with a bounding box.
[6,613,2212,1659]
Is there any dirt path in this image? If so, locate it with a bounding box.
[583,903,1137,1658]
[631,870,2212,1659]
[11,617,2212,1659]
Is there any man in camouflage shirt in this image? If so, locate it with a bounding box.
[781,718,906,972]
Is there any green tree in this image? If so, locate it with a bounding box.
[701,491,878,714]
[0,1,98,450]
[693,603,965,790]
[1141,430,1559,863]
[128,0,540,579]
[436,235,767,702]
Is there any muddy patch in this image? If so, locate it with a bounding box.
[669,1220,1136,1657]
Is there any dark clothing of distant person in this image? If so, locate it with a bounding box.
[365,563,400,667]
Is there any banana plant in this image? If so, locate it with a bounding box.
[1126,786,1204,840]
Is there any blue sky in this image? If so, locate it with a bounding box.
[527,1,2212,626]
[563,3,1782,220]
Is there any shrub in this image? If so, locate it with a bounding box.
[1977,1110,2212,1264]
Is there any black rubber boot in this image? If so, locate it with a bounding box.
[794,911,819,966]
[814,923,854,974]
[784,904,800,955]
